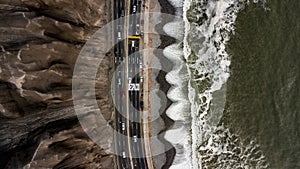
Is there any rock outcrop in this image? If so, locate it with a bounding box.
[0,0,115,168]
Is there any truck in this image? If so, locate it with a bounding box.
[133,5,137,13]
[118,32,121,40]
[121,122,125,131]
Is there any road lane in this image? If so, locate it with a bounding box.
[113,0,149,168]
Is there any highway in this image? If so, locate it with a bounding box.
[113,0,148,168]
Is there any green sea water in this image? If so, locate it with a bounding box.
[225,1,300,168]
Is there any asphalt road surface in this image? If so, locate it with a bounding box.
[113,0,147,168]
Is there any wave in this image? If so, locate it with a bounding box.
[163,43,192,168]
[183,0,270,169]
[162,0,270,168]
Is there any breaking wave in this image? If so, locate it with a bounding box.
[162,0,270,168]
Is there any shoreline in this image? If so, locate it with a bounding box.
[142,0,177,167]
[141,0,178,167]
[152,0,177,168]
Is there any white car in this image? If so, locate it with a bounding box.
[139,62,142,69]
[117,78,121,85]
[128,77,132,83]
[140,76,143,83]
[131,40,135,47]
[133,135,137,142]
[122,151,126,158]
[136,24,140,35]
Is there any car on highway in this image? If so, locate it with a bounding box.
[118,78,121,85]
[118,32,121,40]
[122,91,125,98]
[133,5,136,13]
[140,76,143,83]
[121,122,125,131]
[133,135,137,142]
[122,151,126,158]
[136,24,140,35]
[129,66,133,73]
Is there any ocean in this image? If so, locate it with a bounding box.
[225,1,300,168]
[162,0,299,168]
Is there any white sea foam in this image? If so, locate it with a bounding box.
[182,0,270,169]
[162,18,192,168]
[161,0,192,168]
[168,0,184,17]
[163,21,184,40]
[167,0,184,8]
[161,0,270,168]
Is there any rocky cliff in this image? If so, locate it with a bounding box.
[0,0,115,168]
